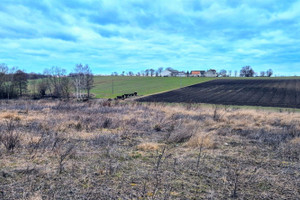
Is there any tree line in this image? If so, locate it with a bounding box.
[0,63,94,100]
[218,66,273,77]
[112,66,273,77]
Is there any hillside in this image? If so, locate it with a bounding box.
[91,76,215,98]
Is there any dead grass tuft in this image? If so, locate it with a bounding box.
[0,112,22,121]
[185,131,217,149]
[290,137,300,145]
[137,142,163,151]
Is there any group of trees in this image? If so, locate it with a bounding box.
[239,66,273,77]
[218,66,273,77]
[0,63,94,100]
[113,66,274,78]
[112,67,165,77]
[0,64,28,99]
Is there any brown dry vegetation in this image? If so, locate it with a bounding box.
[0,100,299,199]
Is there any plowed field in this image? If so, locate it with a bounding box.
[138,79,300,108]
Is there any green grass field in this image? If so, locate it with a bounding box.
[91,76,215,98]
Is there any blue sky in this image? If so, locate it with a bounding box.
[0,0,300,76]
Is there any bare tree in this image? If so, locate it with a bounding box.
[157,67,163,76]
[219,69,227,77]
[240,66,255,77]
[260,71,265,77]
[44,66,70,98]
[72,64,94,100]
[234,70,238,77]
[14,70,28,96]
[128,71,134,76]
[83,65,94,99]
[266,69,273,77]
[73,64,85,100]
[0,64,8,98]
[150,69,155,77]
[145,69,150,76]
[228,70,232,77]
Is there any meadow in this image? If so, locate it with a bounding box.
[0,99,299,199]
[90,76,215,98]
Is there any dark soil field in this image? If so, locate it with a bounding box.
[138,79,300,108]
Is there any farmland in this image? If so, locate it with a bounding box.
[90,76,215,98]
[138,79,300,109]
[0,100,299,199]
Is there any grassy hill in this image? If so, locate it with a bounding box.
[91,76,215,98]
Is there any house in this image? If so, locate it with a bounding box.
[177,71,186,77]
[190,70,205,77]
[205,69,217,77]
[161,69,179,77]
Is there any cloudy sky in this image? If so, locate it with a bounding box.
[0,0,300,75]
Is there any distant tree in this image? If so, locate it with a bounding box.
[37,79,48,97]
[4,67,17,99]
[113,72,118,76]
[260,71,265,77]
[72,64,94,99]
[186,71,190,77]
[157,67,163,76]
[128,71,134,76]
[121,71,125,76]
[0,64,8,98]
[228,70,232,77]
[136,72,141,76]
[219,69,227,77]
[234,70,238,77]
[83,65,94,99]
[240,66,255,77]
[266,69,273,77]
[14,70,28,96]
[45,66,69,98]
[145,69,150,76]
[72,65,84,100]
[150,69,155,77]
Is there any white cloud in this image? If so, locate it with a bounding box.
[0,0,299,75]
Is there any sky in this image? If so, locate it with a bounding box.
[0,0,300,76]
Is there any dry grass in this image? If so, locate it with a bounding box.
[185,131,217,149]
[137,142,163,151]
[0,100,299,199]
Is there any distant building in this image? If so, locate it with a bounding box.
[161,69,186,77]
[161,69,177,77]
[177,71,186,77]
[190,70,205,77]
[205,69,217,77]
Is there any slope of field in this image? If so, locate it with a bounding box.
[138,79,300,109]
[91,76,215,98]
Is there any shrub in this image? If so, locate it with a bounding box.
[153,124,162,132]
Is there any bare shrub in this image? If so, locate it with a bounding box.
[91,134,120,147]
[102,118,112,128]
[0,114,21,152]
[54,144,75,174]
[153,124,162,132]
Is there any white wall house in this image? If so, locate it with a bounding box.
[205,69,217,77]
[161,69,179,77]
